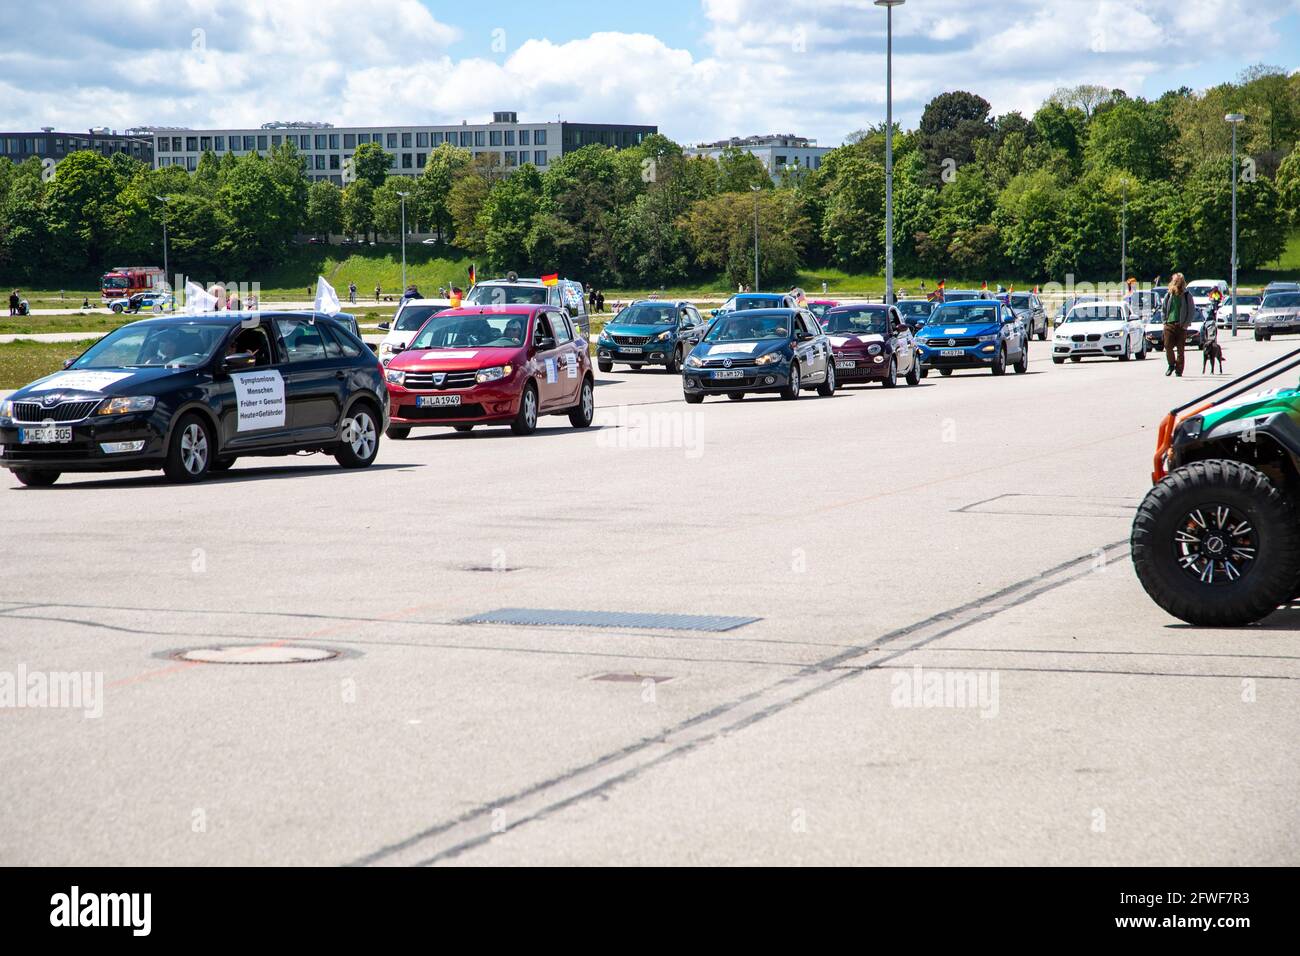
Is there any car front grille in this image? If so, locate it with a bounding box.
[612,334,650,346]
[401,403,485,419]
[701,357,758,368]
[401,371,478,390]
[12,400,100,423]
[1070,334,1103,342]
[701,376,755,389]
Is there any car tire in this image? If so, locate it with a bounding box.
[1119,340,1131,361]
[386,425,410,440]
[939,368,953,377]
[1014,342,1029,373]
[335,403,380,468]
[881,358,897,388]
[1136,340,1147,360]
[1069,356,1082,363]
[684,392,704,404]
[12,468,59,487]
[1052,357,1065,365]
[780,363,801,400]
[568,376,594,428]
[597,359,613,373]
[510,382,539,435]
[453,425,474,433]
[1132,460,1300,627]
[991,347,1007,376]
[665,347,682,374]
[817,361,837,396]
[905,354,921,385]
[1037,326,1047,341]
[919,367,930,379]
[163,413,214,483]
[727,391,745,401]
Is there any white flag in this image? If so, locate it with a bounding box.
[184,281,217,313]
[315,276,341,316]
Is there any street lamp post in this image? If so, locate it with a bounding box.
[1226,113,1245,337]
[1120,178,1127,288]
[751,184,761,291]
[876,0,905,305]
[154,195,171,309]
[396,191,410,292]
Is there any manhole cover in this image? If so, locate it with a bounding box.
[173,645,340,664]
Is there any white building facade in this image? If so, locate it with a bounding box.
[684,134,831,180]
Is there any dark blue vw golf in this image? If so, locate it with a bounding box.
[681,308,836,402]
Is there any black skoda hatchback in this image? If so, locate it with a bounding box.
[0,312,388,486]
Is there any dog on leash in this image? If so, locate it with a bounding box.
[1202,339,1224,374]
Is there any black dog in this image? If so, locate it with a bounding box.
[1202,339,1224,374]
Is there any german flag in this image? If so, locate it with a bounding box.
[541,273,558,287]
[981,280,988,291]
[468,264,476,287]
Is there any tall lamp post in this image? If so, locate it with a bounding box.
[154,195,171,308]
[1225,112,1245,336]
[396,190,410,292]
[1120,178,1127,288]
[876,0,905,305]
[751,184,761,291]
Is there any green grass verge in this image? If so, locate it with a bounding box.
[0,340,98,390]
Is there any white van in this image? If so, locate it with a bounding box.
[376,298,452,365]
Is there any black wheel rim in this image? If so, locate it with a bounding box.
[1173,503,1258,586]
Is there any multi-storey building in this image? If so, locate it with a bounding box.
[0,128,153,165]
[684,134,831,180]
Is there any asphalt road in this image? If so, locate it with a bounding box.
[1,334,1297,866]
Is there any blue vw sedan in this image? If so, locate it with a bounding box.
[916,300,1029,377]
[682,308,835,402]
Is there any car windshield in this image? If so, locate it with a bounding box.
[1188,285,1220,296]
[1008,294,1032,309]
[943,291,981,301]
[1067,306,1127,322]
[612,303,678,326]
[925,305,1000,326]
[394,305,448,332]
[808,303,834,319]
[733,296,785,311]
[1057,296,1100,314]
[704,312,791,341]
[1262,293,1300,309]
[409,313,529,349]
[101,276,129,289]
[822,307,888,334]
[72,322,227,369]
[465,284,548,306]
[897,301,931,316]
[1225,296,1261,306]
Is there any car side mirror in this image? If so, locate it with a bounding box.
[535,336,556,351]
[391,343,406,353]
[62,357,75,370]
[710,309,720,318]
[377,321,390,331]
[223,352,257,372]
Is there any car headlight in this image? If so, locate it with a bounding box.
[598,329,612,342]
[475,365,512,384]
[686,354,704,367]
[754,352,782,365]
[385,369,405,386]
[867,344,882,355]
[977,334,997,343]
[1176,416,1203,442]
[0,399,12,419]
[1104,330,1124,338]
[95,396,156,416]
[655,330,673,341]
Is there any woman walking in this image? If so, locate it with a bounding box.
[1162,273,1195,377]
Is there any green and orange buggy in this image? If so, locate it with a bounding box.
[1133,347,1300,626]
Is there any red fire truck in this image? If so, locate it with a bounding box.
[100,265,166,304]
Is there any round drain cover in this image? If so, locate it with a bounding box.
[174,644,339,665]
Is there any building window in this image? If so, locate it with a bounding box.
[432,131,444,145]
[402,153,413,168]
[504,130,514,146]
[171,137,182,151]
[355,133,367,144]
[257,135,268,150]
[344,133,356,148]
[315,155,326,170]
[214,136,224,151]
[314,134,326,149]
[329,154,340,169]
[489,130,502,146]
[534,129,547,145]
[272,135,283,147]
[389,153,397,168]
[474,130,485,147]
[416,152,426,168]
[386,132,398,148]
[200,136,211,150]
[401,132,412,147]
[329,133,339,149]
[505,151,517,167]
[184,136,196,151]
[240,136,253,150]
[459,131,471,147]
[187,156,197,171]
[415,131,428,147]
[535,150,547,166]
[519,129,530,146]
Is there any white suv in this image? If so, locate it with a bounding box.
[377,298,451,365]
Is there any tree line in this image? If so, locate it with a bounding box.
[2,66,1299,289]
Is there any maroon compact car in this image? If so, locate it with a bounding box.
[820,304,921,387]
[383,304,593,436]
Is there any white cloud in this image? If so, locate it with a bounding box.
[0,0,1296,148]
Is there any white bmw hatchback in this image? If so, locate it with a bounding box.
[1052,301,1147,364]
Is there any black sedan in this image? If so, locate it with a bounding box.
[0,312,388,486]
[682,308,835,402]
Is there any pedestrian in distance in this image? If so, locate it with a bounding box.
[595,290,605,313]
[375,283,381,303]
[8,289,18,316]
[348,282,357,304]
[1162,273,1195,378]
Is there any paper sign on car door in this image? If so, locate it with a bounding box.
[231,370,286,431]
[565,353,577,379]
[545,358,557,383]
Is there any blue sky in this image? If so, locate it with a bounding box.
[2,1,1298,146]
